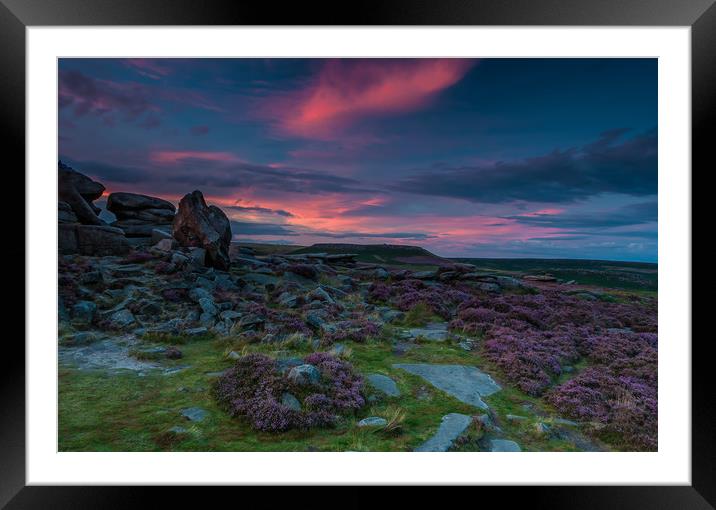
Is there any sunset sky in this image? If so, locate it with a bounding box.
[58,58,657,262]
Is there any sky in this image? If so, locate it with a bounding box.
[58,58,658,262]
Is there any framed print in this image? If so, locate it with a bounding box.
[3,0,712,506]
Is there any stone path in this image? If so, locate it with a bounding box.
[392,363,501,409]
[414,413,472,452]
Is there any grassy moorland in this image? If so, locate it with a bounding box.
[58,243,656,452]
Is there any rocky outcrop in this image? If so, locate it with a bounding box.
[59,224,131,256]
[58,201,78,223]
[107,192,176,240]
[172,190,232,270]
[58,161,105,225]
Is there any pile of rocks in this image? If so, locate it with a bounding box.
[107,192,176,243]
[58,161,131,256]
[57,162,232,265]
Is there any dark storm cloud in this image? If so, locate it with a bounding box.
[230,222,300,236]
[226,205,295,217]
[505,200,657,229]
[64,157,372,196]
[163,161,374,195]
[395,129,657,203]
[59,69,155,123]
[63,159,150,184]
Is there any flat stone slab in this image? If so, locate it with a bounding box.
[58,335,159,372]
[402,322,449,342]
[415,413,472,452]
[393,363,501,409]
[367,373,400,397]
[489,439,521,452]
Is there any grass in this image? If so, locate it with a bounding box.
[59,323,602,452]
[395,303,435,327]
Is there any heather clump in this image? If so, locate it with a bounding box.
[483,327,580,396]
[546,367,657,450]
[544,319,657,450]
[457,289,657,401]
[321,318,381,345]
[213,352,365,432]
[373,279,469,319]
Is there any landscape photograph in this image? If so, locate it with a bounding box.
[57,57,658,452]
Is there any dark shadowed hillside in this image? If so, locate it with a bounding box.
[289,243,450,266]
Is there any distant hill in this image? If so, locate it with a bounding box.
[454,257,657,292]
[289,243,450,266]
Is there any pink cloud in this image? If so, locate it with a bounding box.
[260,59,475,139]
[150,150,240,165]
[124,59,173,80]
[520,208,565,217]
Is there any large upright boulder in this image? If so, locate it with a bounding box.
[107,192,176,239]
[58,161,105,225]
[172,190,232,270]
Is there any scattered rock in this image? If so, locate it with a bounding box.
[80,270,103,285]
[172,190,232,270]
[357,417,387,428]
[473,282,500,293]
[403,322,449,342]
[287,364,320,385]
[181,407,208,422]
[489,439,521,452]
[219,310,242,322]
[506,414,528,422]
[152,238,174,252]
[393,363,501,409]
[366,373,400,397]
[108,309,136,329]
[60,331,100,346]
[281,392,302,411]
[165,347,183,359]
[476,413,501,432]
[458,340,474,351]
[523,274,557,282]
[411,270,437,280]
[184,327,209,336]
[553,418,579,426]
[307,286,334,304]
[198,297,218,316]
[188,248,206,266]
[534,422,551,436]
[72,300,97,326]
[414,413,472,452]
[151,228,173,244]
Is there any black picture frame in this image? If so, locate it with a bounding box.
[2,0,710,506]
